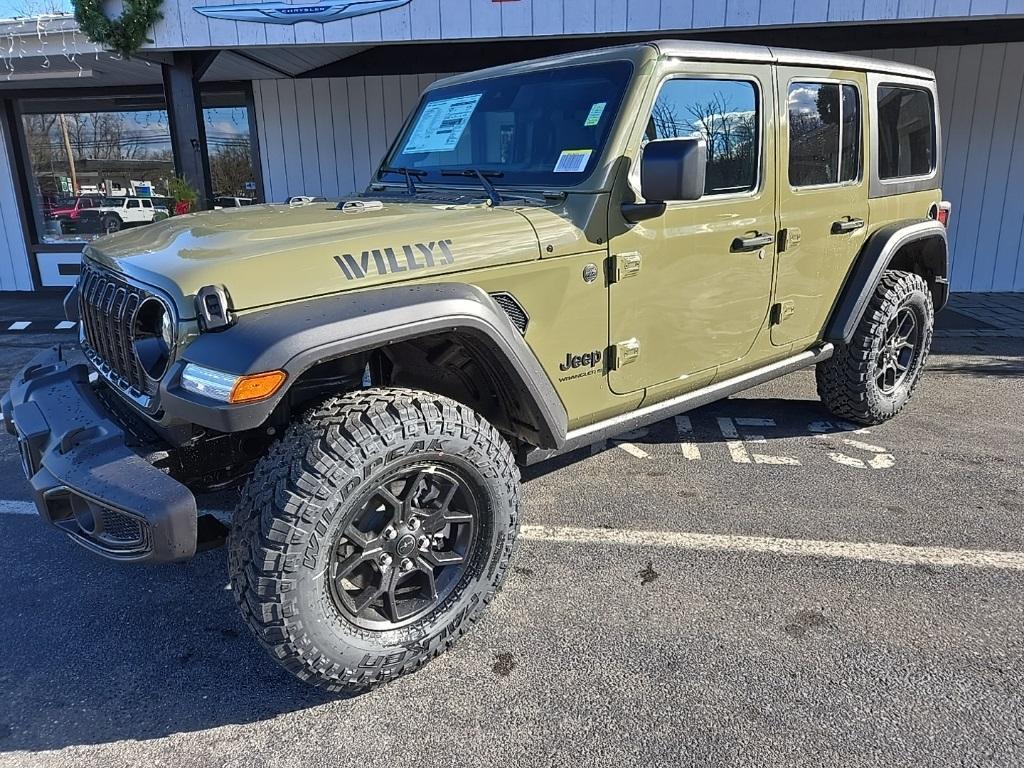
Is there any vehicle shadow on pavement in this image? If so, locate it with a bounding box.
[930,335,1024,377]
[523,397,853,480]
[0,515,346,752]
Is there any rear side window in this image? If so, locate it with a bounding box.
[647,78,759,195]
[877,86,935,179]
[788,82,861,187]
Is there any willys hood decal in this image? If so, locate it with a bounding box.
[84,201,550,317]
[194,0,411,25]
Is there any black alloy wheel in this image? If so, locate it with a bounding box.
[876,306,920,394]
[328,463,480,631]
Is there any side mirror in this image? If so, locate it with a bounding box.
[641,137,707,203]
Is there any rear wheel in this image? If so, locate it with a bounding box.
[228,388,520,692]
[816,269,933,425]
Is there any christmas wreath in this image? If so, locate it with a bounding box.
[73,0,164,59]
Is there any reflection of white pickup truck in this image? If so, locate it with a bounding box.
[85,197,167,234]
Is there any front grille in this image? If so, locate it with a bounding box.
[78,263,154,402]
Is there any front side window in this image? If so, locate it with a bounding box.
[646,78,759,196]
[788,82,861,187]
[877,86,935,179]
[383,60,634,188]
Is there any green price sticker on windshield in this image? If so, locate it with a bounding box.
[584,102,607,127]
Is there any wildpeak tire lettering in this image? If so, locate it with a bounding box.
[335,240,455,280]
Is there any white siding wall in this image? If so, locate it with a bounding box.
[253,73,446,203]
[254,43,1024,291]
[0,114,33,291]
[149,0,1024,49]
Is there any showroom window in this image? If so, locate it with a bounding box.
[20,96,175,244]
[788,82,861,187]
[203,90,259,205]
[18,88,259,246]
[877,85,936,179]
[646,78,760,196]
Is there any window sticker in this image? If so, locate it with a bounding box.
[553,149,593,173]
[402,93,483,154]
[584,102,607,127]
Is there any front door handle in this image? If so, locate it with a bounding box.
[732,233,775,252]
[832,217,865,234]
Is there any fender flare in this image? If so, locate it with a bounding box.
[825,219,948,345]
[159,283,569,448]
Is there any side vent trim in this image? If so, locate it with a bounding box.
[490,292,529,335]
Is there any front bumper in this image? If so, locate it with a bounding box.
[2,348,197,563]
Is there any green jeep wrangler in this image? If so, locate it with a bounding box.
[4,41,950,691]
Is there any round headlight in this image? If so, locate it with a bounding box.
[160,309,174,348]
[133,297,173,380]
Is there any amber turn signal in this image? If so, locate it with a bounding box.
[229,370,287,404]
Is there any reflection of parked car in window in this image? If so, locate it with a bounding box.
[77,196,161,234]
[213,196,254,208]
[46,195,102,222]
[284,195,329,205]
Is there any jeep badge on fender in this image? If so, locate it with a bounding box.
[3,41,948,693]
[560,350,602,371]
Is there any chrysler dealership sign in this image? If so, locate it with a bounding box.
[195,0,412,24]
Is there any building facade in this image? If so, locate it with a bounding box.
[1,1,1024,292]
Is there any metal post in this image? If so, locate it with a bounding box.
[162,52,212,210]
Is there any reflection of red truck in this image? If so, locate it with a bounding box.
[45,196,102,220]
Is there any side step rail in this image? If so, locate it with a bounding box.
[524,344,834,466]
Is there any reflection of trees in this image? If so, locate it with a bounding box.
[210,139,254,197]
[23,112,172,167]
[652,90,756,191]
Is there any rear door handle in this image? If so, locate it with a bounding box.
[831,217,865,234]
[732,233,775,252]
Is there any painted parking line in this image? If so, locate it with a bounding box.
[520,525,1024,572]
[4,499,1019,572]
[617,442,649,459]
[0,500,37,516]
[55,321,77,330]
[7,321,31,331]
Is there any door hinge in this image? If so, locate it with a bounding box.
[770,301,796,325]
[609,251,642,283]
[610,338,641,369]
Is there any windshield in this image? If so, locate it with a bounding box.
[101,198,125,207]
[381,60,633,189]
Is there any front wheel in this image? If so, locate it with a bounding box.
[816,269,934,425]
[228,388,520,692]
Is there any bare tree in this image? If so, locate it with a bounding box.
[209,139,254,197]
[11,0,71,16]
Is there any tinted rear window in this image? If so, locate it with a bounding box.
[877,86,935,180]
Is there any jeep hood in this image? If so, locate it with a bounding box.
[84,200,544,317]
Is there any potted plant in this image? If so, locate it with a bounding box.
[168,175,198,216]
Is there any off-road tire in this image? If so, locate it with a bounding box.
[816,269,934,425]
[101,214,121,234]
[228,388,520,692]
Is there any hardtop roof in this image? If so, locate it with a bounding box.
[428,40,934,91]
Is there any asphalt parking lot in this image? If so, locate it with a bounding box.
[0,316,1022,767]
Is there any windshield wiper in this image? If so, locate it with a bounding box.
[440,168,504,206]
[379,166,426,195]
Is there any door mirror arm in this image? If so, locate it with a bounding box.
[621,202,667,224]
